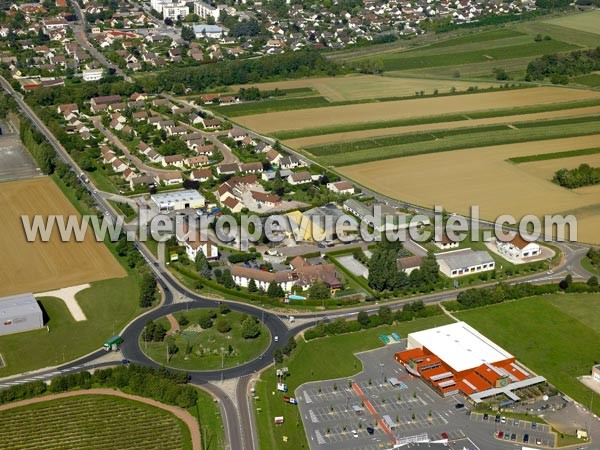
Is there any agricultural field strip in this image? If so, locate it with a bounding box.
[0,396,187,450]
[508,147,600,164]
[236,87,600,134]
[316,120,600,166]
[285,105,600,148]
[378,40,580,71]
[400,29,526,52]
[542,11,600,36]
[272,98,600,140]
[305,114,600,155]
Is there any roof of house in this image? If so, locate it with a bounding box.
[251,190,280,204]
[231,265,295,284]
[397,255,424,271]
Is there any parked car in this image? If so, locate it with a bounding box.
[498,431,504,439]
[495,415,501,423]
[514,419,520,426]
[351,430,358,438]
[483,413,489,420]
[501,416,507,424]
[523,434,529,443]
[455,403,464,409]
[366,427,374,435]
[532,421,537,429]
[510,433,517,441]
[441,432,448,440]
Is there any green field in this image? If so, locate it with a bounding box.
[457,294,600,418]
[309,117,600,166]
[542,11,600,36]
[0,395,192,450]
[142,309,270,370]
[210,96,331,117]
[413,29,526,50]
[254,315,453,450]
[308,115,600,157]
[271,98,600,140]
[581,256,600,276]
[572,74,600,87]
[0,275,140,377]
[508,147,600,163]
[376,40,578,72]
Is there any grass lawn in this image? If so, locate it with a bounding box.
[456,293,600,419]
[0,394,192,450]
[0,275,141,377]
[254,315,453,450]
[581,256,600,276]
[190,387,225,450]
[572,74,600,88]
[108,200,138,222]
[142,309,270,370]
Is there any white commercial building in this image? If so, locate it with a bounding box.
[436,248,495,278]
[496,235,541,260]
[406,322,514,374]
[193,1,220,20]
[151,0,188,18]
[151,190,205,212]
[82,68,103,81]
[0,293,44,336]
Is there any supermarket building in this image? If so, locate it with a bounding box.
[395,322,545,404]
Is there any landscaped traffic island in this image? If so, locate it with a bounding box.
[141,307,271,370]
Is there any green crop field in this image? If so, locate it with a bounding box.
[456,293,600,419]
[412,29,526,50]
[377,40,578,72]
[209,96,331,117]
[309,117,600,166]
[0,395,192,450]
[142,309,270,370]
[254,315,453,450]
[508,147,600,163]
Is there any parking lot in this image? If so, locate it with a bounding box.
[470,412,555,447]
[297,341,558,450]
[0,131,42,182]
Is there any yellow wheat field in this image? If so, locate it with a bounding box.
[339,135,600,245]
[0,177,126,296]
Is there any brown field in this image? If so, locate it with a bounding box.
[284,105,600,148]
[235,87,600,134]
[519,154,600,181]
[224,74,499,102]
[338,135,600,245]
[0,178,126,297]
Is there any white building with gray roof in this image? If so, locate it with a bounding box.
[436,248,495,278]
[0,293,44,336]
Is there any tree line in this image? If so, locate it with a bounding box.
[526,47,600,82]
[0,365,197,409]
[553,163,600,189]
[144,50,341,93]
[304,302,443,340]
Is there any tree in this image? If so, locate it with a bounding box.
[267,282,284,298]
[308,281,330,300]
[166,335,178,361]
[181,26,195,42]
[195,252,212,279]
[216,318,231,333]
[282,337,297,356]
[587,276,598,287]
[241,317,261,339]
[248,279,258,293]
[273,348,284,364]
[378,306,393,325]
[220,269,235,289]
[143,320,166,342]
[357,311,370,328]
[219,304,231,315]
[178,315,189,327]
[198,312,213,329]
[139,272,157,307]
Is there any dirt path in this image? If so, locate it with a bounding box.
[0,389,201,450]
[166,313,181,335]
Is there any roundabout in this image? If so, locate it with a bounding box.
[140,308,271,371]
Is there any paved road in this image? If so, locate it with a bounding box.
[69,0,132,82]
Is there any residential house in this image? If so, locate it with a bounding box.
[327,181,354,195]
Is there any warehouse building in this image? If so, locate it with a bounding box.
[436,248,495,278]
[151,190,205,212]
[395,322,545,403]
[0,293,44,336]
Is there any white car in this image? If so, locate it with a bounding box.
[351,430,358,438]
[274,336,279,342]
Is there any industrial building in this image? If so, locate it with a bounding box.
[436,248,495,278]
[151,190,205,212]
[0,293,44,336]
[395,322,545,404]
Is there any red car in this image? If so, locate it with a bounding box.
[441,432,449,440]
[498,431,504,439]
